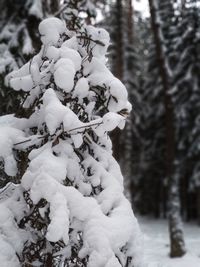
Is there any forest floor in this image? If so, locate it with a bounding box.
[138,216,200,267]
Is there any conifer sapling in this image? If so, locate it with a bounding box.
[0,16,142,267]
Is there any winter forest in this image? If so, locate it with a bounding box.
[0,0,200,266]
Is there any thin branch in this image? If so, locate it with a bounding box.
[14,139,32,146]
[77,35,106,47]
[14,135,47,146]
[68,121,103,133]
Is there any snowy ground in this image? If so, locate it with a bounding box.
[138,216,200,267]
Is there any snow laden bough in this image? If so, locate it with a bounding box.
[0,17,142,266]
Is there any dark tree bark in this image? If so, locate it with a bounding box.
[121,0,134,198]
[111,0,124,161]
[115,0,123,81]
[127,0,134,44]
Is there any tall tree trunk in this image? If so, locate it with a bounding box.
[111,0,124,161]
[122,0,134,199]
[127,0,134,44]
[115,0,123,80]
[149,0,186,257]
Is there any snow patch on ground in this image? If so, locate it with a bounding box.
[138,216,200,267]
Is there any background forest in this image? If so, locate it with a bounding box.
[0,0,200,266]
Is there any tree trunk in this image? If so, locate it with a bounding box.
[197,186,200,225]
[111,0,124,161]
[168,173,186,257]
[115,0,123,81]
[121,0,135,199]
[149,0,186,257]
[127,0,134,44]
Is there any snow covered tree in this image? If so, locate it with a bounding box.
[0,14,142,267]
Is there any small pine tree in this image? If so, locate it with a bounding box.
[0,14,142,267]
